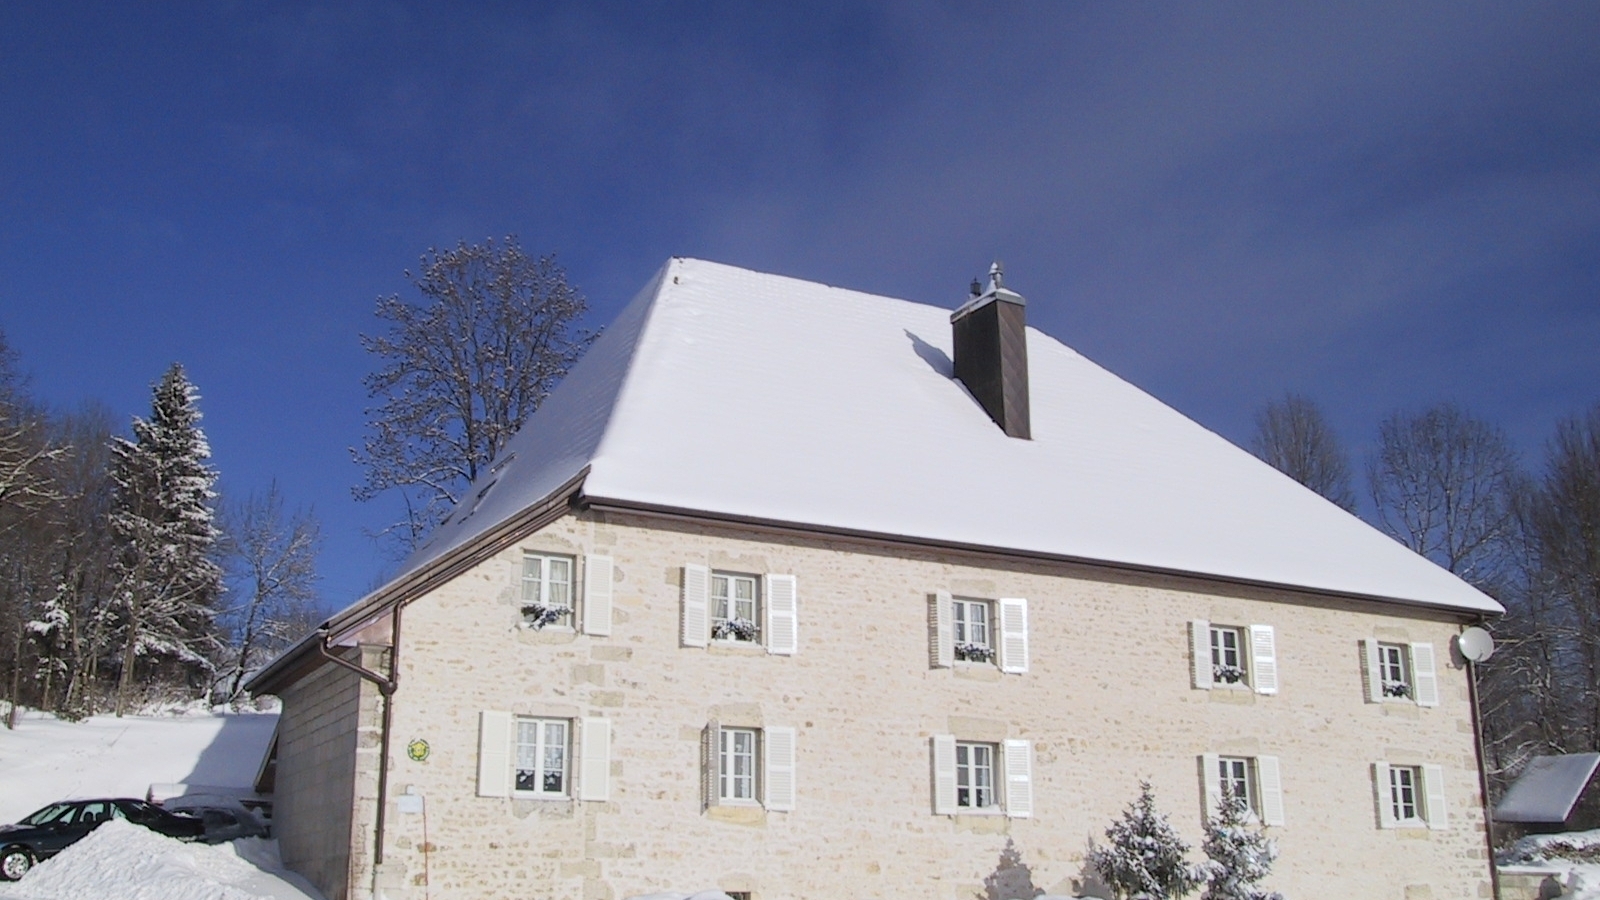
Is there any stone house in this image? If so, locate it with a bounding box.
[248,258,1502,900]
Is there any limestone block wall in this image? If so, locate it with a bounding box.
[275,646,384,900]
[363,510,1492,900]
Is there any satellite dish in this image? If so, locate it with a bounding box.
[1457,627,1495,663]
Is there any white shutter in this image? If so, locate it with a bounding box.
[765,574,798,655]
[1361,639,1383,703]
[932,735,958,815]
[681,564,709,648]
[1257,755,1285,827]
[1250,625,1278,695]
[930,592,954,668]
[1003,739,1034,818]
[1374,763,1396,828]
[1201,753,1222,819]
[1410,642,1440,707]
[583,555,614,636]
[579,718,611,801]
[1423,764,1448,830]
[476,710,512,798]
[1191,620,1213,689]
[998,598,1029,674]
[702,721,721,808]
[763,726,797,812]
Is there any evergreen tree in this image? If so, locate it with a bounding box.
[1200,789,1282,900]
[1089,781,1203,900]
[107,364,223,714]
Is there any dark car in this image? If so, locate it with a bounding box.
[0,798,204,880]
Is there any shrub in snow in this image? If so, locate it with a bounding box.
[1199,788,1282,900]
[1087,780,1202,900]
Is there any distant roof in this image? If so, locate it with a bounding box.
[1497,754,1600,824]
[382,257,1501,616]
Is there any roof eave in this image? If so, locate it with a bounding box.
[245,467,591,697]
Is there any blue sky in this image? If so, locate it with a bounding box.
[2,2,1596,611]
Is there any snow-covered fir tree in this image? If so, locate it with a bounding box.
[1200,789,1283,900]
[1088,780,1203,900]
[107,364,223,714]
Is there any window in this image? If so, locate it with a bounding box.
[682,566,798,654]
[929,593,1030,673]
[702,723,797,811]
[1190,621,1277,693]
[1377,643,1411,698]
[931,735,1033,817]
[952,598,996,663]
[515,718,569,796]
[1217,756,1255,813]
[956,741,997,810]
[522,553,574,629]
[1209,626,1248,685]
[1202,753,1284,826]
[1388,766,1421,824]
[1374,762,1447,830]
[711,573,761,642]
[1362,640,1439,706]
[719,727,759,802]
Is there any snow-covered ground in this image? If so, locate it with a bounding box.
[1498,828,1600,900]
[0,708,318,899]
[0,709,277,823]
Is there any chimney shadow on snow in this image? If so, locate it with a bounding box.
[906,329,955,379]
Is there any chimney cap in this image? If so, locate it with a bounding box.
[951,261,1026,322]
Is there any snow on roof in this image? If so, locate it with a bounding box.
[393,257,1500,615]
[1498,754,1600,824]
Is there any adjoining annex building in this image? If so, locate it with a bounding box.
[249,258,1501,900]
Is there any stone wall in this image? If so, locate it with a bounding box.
[353,509,1494,900]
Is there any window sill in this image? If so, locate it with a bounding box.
[510,792,571,802]
[708,641,765,656]
[707,804,767,826]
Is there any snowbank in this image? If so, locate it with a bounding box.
[1499,829,1600,900]
[0,819,317,900]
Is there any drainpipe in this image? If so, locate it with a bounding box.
[317,604,403,879]
[1464,620,1500,900]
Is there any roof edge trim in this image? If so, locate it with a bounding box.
[578,494,1501,620]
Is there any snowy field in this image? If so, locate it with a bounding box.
[0,708,319,900]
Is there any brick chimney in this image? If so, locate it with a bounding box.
[951,262,1031,439]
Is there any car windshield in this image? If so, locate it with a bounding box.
[19,803,76,826]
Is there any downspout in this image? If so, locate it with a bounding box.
[1464,619,1500,900]
[317,603,403,876]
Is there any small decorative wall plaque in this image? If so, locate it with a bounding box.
[406,738,431,762]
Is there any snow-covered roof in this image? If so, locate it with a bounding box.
[390,257,1501,616]
[1498,754,1600,824]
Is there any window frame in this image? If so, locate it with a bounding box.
[521,552,576,630]
[1216,756,1258,818]
[1209,624,1250,686]
[718,726,761,804]
[512,716,571,799]
[1377,642,1412,699]
[710,571,761,643]
[1388,765,1424,826]
[952,597,996,664]
[955,740,1000,812]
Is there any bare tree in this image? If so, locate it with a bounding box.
[1249,393,1356,511]
[1367,403,1520,587]
[219,482,321,701]
[353,237,595,552]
